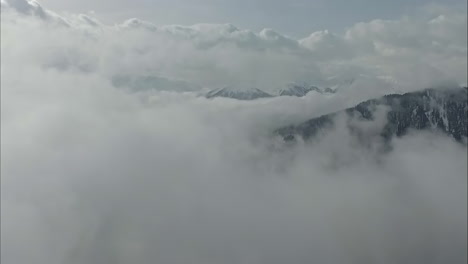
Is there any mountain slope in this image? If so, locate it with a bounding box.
[277,87,468,142]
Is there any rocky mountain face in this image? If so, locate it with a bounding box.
[277,87,468,143]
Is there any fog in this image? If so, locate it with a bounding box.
[1,1,467,264]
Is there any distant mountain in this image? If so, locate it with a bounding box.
[277,87,468,143]
[277,83,338,97]
[323,87,336,94]
[206,86,273,100]
[278,83,321,97]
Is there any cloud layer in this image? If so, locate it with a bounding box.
[2,0,467,94]
[1,1,467,264]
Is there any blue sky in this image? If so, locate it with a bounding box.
[39,0,467,37]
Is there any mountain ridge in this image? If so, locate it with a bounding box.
[276,87,468,143]
[205,83,338,100]
[206,86,273,100]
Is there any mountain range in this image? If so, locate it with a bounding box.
[205,86,273,100]
[205,83,336,100]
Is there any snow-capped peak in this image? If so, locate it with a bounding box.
[277,83,335,97]
[278,83,321,97]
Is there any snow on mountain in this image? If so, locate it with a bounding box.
[206,86,273,100]
[278,83,318,97]
[206,83,340,100]
[278,83,336,97]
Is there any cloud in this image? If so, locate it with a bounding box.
[300,30,353,60]
[1,1,467,263]
[1,0,466,93]
[2,0,69,25]
[120,18,157,31]
[343,9,467,87]
[1,65,466,264]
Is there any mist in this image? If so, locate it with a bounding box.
[1,1,467,264]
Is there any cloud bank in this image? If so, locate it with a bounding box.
[1,1,467,264]
[1,0,467,94]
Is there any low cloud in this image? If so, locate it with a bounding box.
[2,61,467,264]
[1,1,467,264]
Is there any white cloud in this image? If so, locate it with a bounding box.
[2,66,466,263]
[120,18,157,31]
[2,0,466,92]
[300,30,353,60]
[343,9,467,87]
[2,0,69,25]
[1,2,467,263]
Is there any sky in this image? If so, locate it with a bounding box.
[1,1,467,263]
[36,0,468,37]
